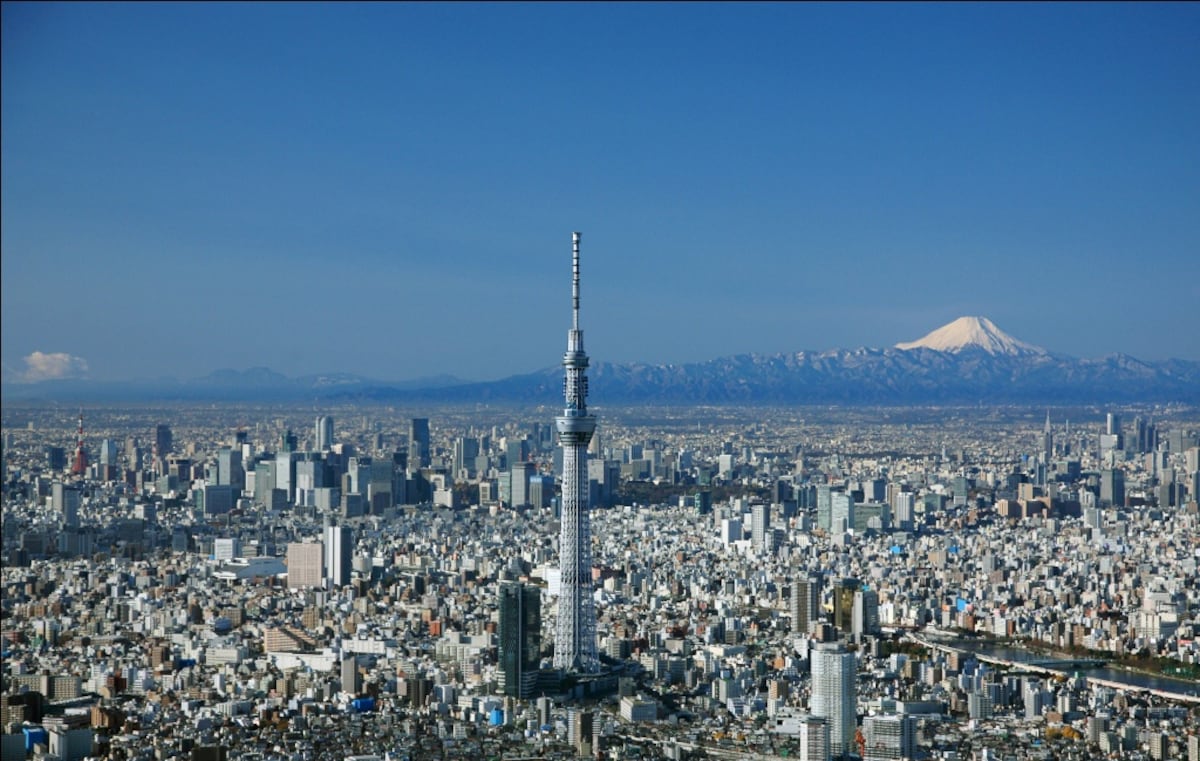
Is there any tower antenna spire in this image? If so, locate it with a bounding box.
[572,231,581,330]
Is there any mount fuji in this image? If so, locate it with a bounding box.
[895,316,1047,356]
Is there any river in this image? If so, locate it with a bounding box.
[930,638,1199,699]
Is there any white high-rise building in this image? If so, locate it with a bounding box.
[316,415,334,451]
[831,492,855,533]
[554,232,599,673]
[751,503,771,549]
[720,517,743,546]
[892,490,915,532]
[325,524,353,588]
[811,642,856,758]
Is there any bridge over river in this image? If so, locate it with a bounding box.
[909,633,1200,704]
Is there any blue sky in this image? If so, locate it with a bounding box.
[3,2,1198,383]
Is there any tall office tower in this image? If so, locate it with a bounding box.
[751,503,771,549]
[499,581,542,698]
[294,456,326,505]
[70,410,89,476]
[286,542,324,589]
[453,436,479,478]
[45,446,67,472]
[315,416,334,451]
[52,483,81,528]
[154,423,173,462]
[791,575,821,635]
[893,490,915,531]
[1131,416,1156,454]
[409,418,431,468]
[506,438,531,467]
[831,492,855,533]
[368,459,396,513]
[124,437,141,471]
[99,439,119,467]
[508,461,535,508]
[852,588,880,639]
[832,578,859,635]
[816,485,833,530]
[217,447,245,490]
[811,642,857,759]
[1105,412,1124,450]
[280,429,299,453]
[275,451,298,504]
[554,232,599,673]
[1100,469,1125,507]
[324,524,353,587]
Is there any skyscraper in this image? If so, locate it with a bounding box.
[325,524,353,588]
[554,232,599,673]
[751,502,771,549]
[508,461,535,508]
[316,415,334,451]
[852,587,880,639]
[791,575,821,635]
[832,578,859,635]
[499,581,542,698]
[893,490,915,532]
[409,418,430,469]
[154,424,173,461]
[52,482,81,528]
[831,492,855,533]
[811,642,857,759]
[1100,468,1125,507]
[216,447,244,490]
[816,485,833,530]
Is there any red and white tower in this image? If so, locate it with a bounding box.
[70,409,89,476]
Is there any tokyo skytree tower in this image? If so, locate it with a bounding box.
[553,231,599,673]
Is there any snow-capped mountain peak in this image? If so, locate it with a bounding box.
[895,316,1046,356]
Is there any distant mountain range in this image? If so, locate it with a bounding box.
[4,317,1198,405]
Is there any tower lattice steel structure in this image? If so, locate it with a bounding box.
[554,231,599,673]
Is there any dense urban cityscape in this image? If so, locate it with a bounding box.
[3,391,1198,761]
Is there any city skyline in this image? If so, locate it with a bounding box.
[3,2,1199,385]
[4,399,1198,758]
